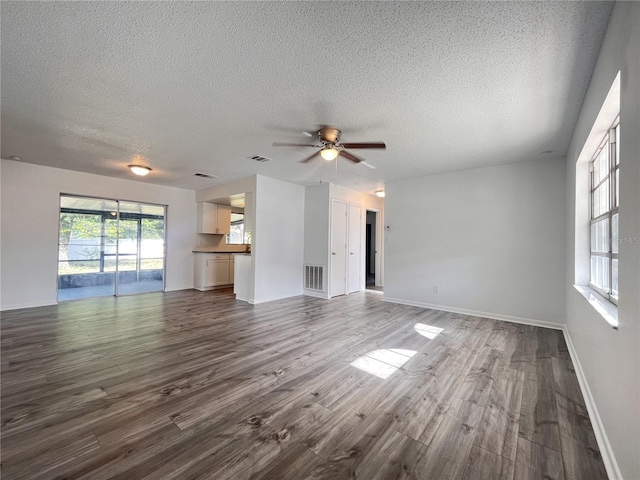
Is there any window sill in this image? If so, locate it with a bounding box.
[574,285,618,329]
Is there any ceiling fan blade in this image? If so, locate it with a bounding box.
[272,142,318,147]
[299,150,321,163]
[360,161,376,169]
[340,142,386,149]
[339,149,363,164]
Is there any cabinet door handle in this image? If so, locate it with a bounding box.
[332,252,336,255]
[350,252,354,255]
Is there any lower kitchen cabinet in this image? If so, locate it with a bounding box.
[194,253,233,291]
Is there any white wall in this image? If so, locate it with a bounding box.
[330,184,385,212]
[253,175,305,304]
[303,183,331,293]
[195,176,257,204]
[384,158,566,326]
[0,159,196,310]
[564,2,640,478]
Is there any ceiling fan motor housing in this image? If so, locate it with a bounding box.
[318,127,341,144]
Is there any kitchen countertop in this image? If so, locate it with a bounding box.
[192,249,249,254]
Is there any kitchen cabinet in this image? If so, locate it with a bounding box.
[197,202,231,235]
[194,253,233,290]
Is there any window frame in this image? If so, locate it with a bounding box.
[589,116,619,305]
[226,212,246,245]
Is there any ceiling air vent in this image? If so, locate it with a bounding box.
[249,155,271,163]
[194,173,217,178]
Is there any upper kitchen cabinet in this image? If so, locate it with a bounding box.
[197,202,232,234]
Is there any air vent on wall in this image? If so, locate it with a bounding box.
[249,155,271,163]
[304,265,325,292]
[194,173,217,178]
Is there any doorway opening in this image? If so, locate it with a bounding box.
[57,195,166,301]
[366,209,382,292]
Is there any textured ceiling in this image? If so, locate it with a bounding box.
[1,1,613,193]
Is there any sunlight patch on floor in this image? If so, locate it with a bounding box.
[350,348,416,379]
[414,323,443,339]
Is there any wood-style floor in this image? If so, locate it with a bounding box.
[1,290,607,480]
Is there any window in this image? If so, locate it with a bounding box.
[589,118,619,304]
[226,212,245,244]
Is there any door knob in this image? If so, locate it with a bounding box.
[332,253,336,255]
[350,252,354,255]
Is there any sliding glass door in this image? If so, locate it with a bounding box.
[57,195,166,301]
[117,202,166,295]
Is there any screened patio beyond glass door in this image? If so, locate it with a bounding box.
[58,195,166,301]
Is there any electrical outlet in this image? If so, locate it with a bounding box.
[433,285,439,294]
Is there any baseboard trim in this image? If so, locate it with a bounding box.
[561,327,622,480]
[234,295,254,304]
[191,284,233,292]
[303,290,330,300]
[1,300,58,311]
[382,297,564,330]
[252,292,305,305]
[164,287,195,293]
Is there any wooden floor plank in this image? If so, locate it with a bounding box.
[473,365,525,461]
[514,436,566,480]
[461,445,515,480]
[552,341,607,479]
[519,356,561,452]
[412,398,485,480]
[317,394,414,471]
[247,441,323,480]
[0,290,607,479]
[0,431,100,480]
[456,347,503,407]
[354,430,426,480]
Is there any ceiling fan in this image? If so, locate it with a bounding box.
[272,126,385,167]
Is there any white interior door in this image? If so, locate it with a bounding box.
[330,200,348,297]
[348,204,362,293]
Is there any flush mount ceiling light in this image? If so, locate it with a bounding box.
[129,165,151,176]
[375,190,385,198]
[320,146,339,161]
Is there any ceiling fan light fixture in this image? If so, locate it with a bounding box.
[320,147,339,161]
[375,190,386,198]
[129,165,151,176]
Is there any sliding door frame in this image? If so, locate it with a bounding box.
[57,193,168,300]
